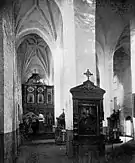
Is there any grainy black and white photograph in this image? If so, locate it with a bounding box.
[0,0,135,162]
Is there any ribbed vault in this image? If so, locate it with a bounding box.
[14,0,63,46]
[115,24,130,55]
[17,33,53,85]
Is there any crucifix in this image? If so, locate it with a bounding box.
[84,69,93,80]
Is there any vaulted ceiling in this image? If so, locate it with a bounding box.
[14,0,63,43]
[74,0,134,59]
[14,0,62,84]
[95,0,134,58]
[17,34,53,84]
[14,0,135,84]
[74,0,95,32]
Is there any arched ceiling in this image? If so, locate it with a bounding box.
[113,46,130,81]
[14,0,63,45]
[115,24,130,55]
[95,0,134,58]
[17,34,53,84]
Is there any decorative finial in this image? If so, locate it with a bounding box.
[84,69,93,80]
[62,108,64,113]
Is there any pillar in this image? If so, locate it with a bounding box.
[0,9,4,163]
[53,46,63,124]
[130,19,135,138]
[61,0,76,157]
[3,5,18,162]
[61,0,76,131]
[98,52,114,127]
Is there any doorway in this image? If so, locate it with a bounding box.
[125,116,132,136]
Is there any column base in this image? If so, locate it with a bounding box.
[66,130,73,158]
[4,129,20,163]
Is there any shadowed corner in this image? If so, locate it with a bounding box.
[105,138,135,163]
[0,133,4,163]
[0,0,12,10]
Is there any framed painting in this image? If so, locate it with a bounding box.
[37,93,44,103]
[27,93,35,103]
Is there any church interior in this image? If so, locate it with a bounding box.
[1,0,135,162]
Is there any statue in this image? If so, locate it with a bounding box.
[56,109,65,129]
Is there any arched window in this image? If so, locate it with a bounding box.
[27,93,34,103]
[37,94,44,103]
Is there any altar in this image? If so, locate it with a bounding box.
[22,70,54,134]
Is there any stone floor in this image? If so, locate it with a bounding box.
[15,137,135,163]
[15,143,72,163]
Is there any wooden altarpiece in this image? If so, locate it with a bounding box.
[70,69,106,158]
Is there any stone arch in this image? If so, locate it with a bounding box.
[54,0,63,17]
[16,33,54,85]
[14,0,64,53]
[113,22,132,129]
[113,47,131,112]
[115,24,130,54]
[16,28,56,54]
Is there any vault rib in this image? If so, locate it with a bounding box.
[16,4,37,34]
[36,6,54,40]
[22,46,35,75]
[46,0,57,40]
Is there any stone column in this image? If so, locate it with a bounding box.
[61,0,76,130]
[130,20,135,138]
[0,9,4,163]
[61,0,76,157]
[108,56,114,114]
[98,52,114,127]
[3,5,17,162]
[53,46,63,124]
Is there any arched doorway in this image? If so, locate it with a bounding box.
[15,0,64,128]
[125,116,132,136]
[113,23,132,135]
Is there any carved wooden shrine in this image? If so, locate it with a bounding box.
[22,71,54,133]
[107,110,122,143]
[70,69,106,159]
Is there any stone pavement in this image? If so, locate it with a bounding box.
[16,143,73,163]
[15,138,135,163]
[105,138,135,163]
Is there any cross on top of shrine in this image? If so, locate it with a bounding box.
[84,69,93,80]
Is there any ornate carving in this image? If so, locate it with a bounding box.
[37,87,44,93]
[27,86,34,92]
[80,81,96,91]
[80,69,96,91]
